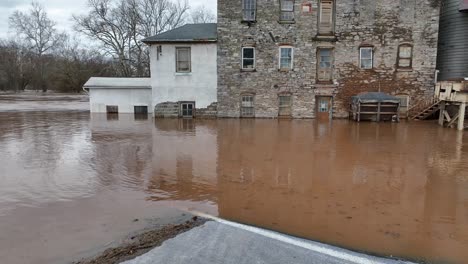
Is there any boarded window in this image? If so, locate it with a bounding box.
[241,95,255,117]
[318,0,334,35]
[397,45,413,68]
[176,47,191,73]
[280,0,295,21]
[106,105,118,113]
[360,47,373,69]
[279,46,293,69]
[279,95,292,116]
[243,0,256,21]
[134,106,148,114]
[242,47,255,69]
[180,102,194,118]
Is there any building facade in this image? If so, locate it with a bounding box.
[217,0,441,119]
[144,23,218,118]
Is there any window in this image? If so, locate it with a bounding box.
[176,47,191,73]
[360,47,373,69]
[181,102,194,118]
[318,0,334,35]
[397,44,413,68]
[242,47,255,69]
[279,46,293,69]
[317,48,333,82]
[280,0,295,21]
[242,0,256,21]
[279,95,292,116]
[106,105,118,113]
[241,95,255,117]
[134,106,148,114]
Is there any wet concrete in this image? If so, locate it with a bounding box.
[0,109,467,263]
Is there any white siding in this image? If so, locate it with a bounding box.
[89,88,152,113]
[150,43,217,110]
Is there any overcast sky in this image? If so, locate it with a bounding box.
[0,0,217,39]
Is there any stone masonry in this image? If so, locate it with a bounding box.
[217,0,441,118]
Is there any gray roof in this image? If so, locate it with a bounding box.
[83,77,151,90]
[352,92,401,104]
[142,23,217,44]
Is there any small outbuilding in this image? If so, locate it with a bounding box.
[350,92,401,122]
[83,77,152,114]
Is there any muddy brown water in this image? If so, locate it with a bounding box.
[0,104,467,263]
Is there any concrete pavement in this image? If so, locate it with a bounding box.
[122,216,414,264]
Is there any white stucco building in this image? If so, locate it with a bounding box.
[83,77,152,114]
[84,23,218,118]
[143,23,218,118]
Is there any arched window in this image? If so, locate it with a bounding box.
[398,44,413,68]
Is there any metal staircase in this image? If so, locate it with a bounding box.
[410,100,442,120]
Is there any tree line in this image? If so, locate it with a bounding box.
[0,0,215,93]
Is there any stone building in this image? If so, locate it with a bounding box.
[217,0,441,119]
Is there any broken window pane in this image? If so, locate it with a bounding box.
[243,0,256,21]
[319,49,332,68]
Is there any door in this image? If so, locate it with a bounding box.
[278,95,292,117]
[317,48,333,83]
[316,96,332,121]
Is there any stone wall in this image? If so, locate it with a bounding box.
[154,102,218,118]
[196,102,218,118]
[217,0,441,118]
[154,102,179,118]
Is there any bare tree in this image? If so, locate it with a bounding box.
[190,5,216,24]
[0,40,34,92]
[74,0,189,77]
[9,2,66,92]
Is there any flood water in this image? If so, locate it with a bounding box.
[0,100,468,263]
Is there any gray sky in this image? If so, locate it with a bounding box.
[0,0,217,39]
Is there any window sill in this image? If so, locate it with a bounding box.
[313,34,337,42]
[175,72,192,76]
[316,81,334,85]
[241,68,256,72]
[241,20,257,24]
[278,20,295,24]
[396,68,413,72]
[278,68,293,72]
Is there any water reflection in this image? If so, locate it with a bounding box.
[0,112,467,263]
[149,119,468,263]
